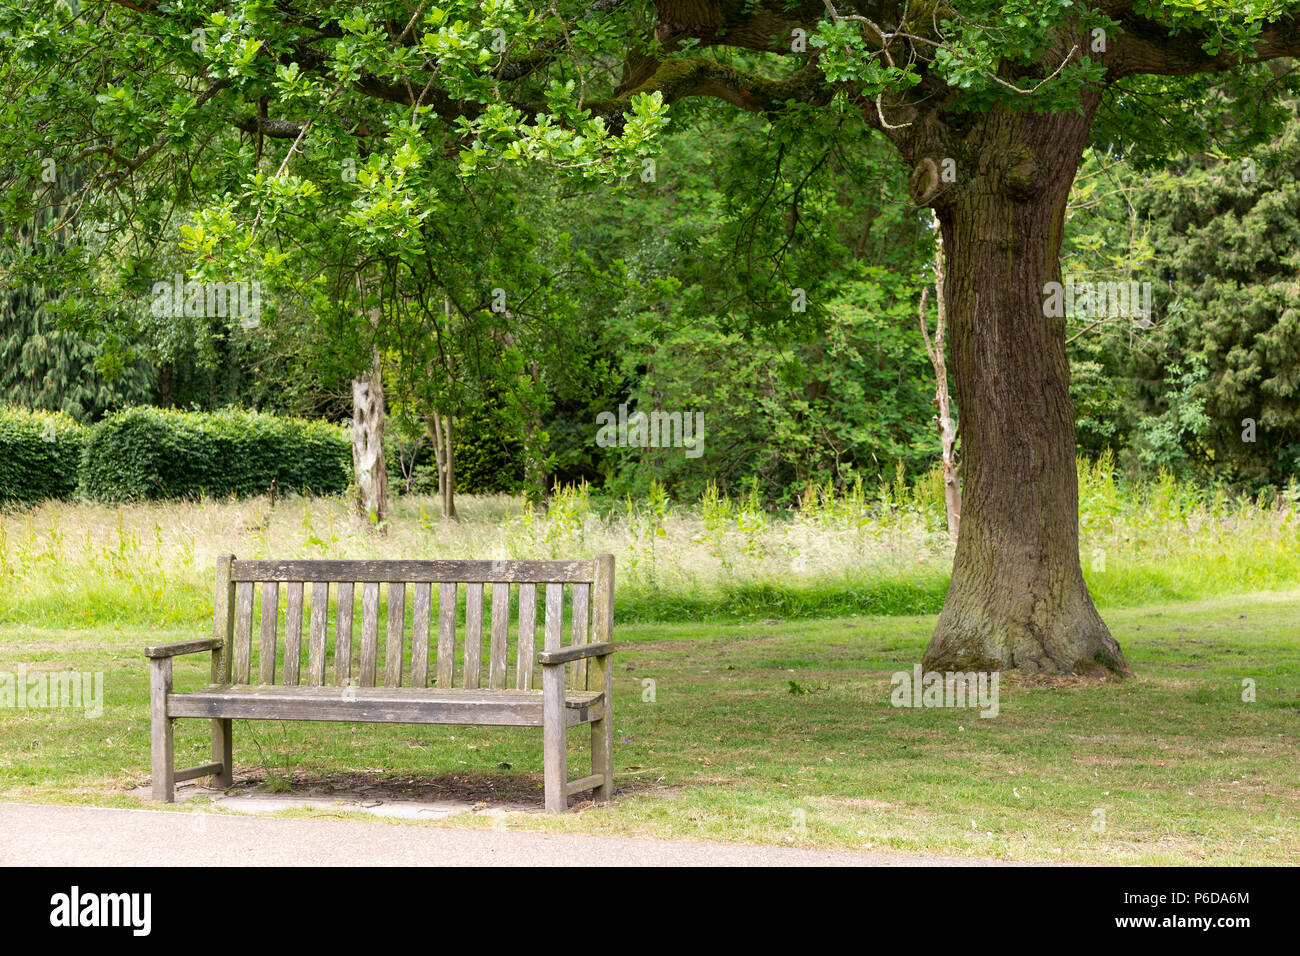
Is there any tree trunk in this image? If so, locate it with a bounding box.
[351,352,388,531]
[920,215,961,540]
[523,358,548,509]
[159,362,173,407]
[918,106,1127,676]
[428,410,457,520]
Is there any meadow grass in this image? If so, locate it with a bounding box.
[1,459,1297,861]
[0,590,1296,863]
[1,454,1296,628]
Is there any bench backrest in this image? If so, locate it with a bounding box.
[209,555,615,692]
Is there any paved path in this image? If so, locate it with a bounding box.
[0,803,1014,867]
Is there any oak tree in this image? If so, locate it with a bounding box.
[4,0,1298,671]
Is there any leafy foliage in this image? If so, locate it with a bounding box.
[1063,106,1300,489]
[3,0,1300,511]
[78,406,349,502]
[0,406,85,503]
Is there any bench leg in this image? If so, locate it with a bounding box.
[149,658,174,802]
[542,665,567,813]
[210,718,233,789]
[591,656,614,803]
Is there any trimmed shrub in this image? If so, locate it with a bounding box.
[79,407,350,502]
[0,407,87,504]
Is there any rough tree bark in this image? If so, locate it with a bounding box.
[912,102,1127,675]
[919,215,961,541]
[351,350,388,531]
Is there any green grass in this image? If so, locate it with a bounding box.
[2,455,1298,629]
[2,466,1296,861]
[2,590,1297,864]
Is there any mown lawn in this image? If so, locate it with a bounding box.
[1,590,1297,864]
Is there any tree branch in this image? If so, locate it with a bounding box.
[1100,4,1300,79]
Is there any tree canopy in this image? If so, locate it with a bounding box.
[3,0,1298,673]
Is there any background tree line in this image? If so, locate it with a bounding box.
[4,95,1297,506]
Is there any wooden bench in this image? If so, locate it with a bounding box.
[146,554,615,812]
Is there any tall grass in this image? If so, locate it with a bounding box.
[1,453,1297,629]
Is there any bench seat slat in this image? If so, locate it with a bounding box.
[168,685,603,727]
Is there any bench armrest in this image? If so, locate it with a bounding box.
[145,638,224,659]
[537,642,615,666]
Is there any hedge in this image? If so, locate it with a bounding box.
[0,407,87,504]
[78,406,351,502]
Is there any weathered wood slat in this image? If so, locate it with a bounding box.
[570,582,590,688]
[173,761,225,784]
[168,685,602,727]
[436,583,457,688]
[145,638,222,659]
[210,717,232,790]
[211,553,235,684]
[334,582,354,686]
[515,583,537,690]
[489,582,510,690]
[590,553,616,802]
[210,555,236,789]
[283,582,304,686]
[564,773,606,797]
[544,583,564,654]
[463,582,484,689]
[231,559,595,584]
[307,582,329,686]
[592,554,615,644]
[233,582,254,683]
[176,685,601,707]
[537,641,615,665]
[385,582,406,687]
[360,582,380,688]
[411,582,431,688]
[258,581,279,685]
[149,657,174,801]
[543,582,567,812]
